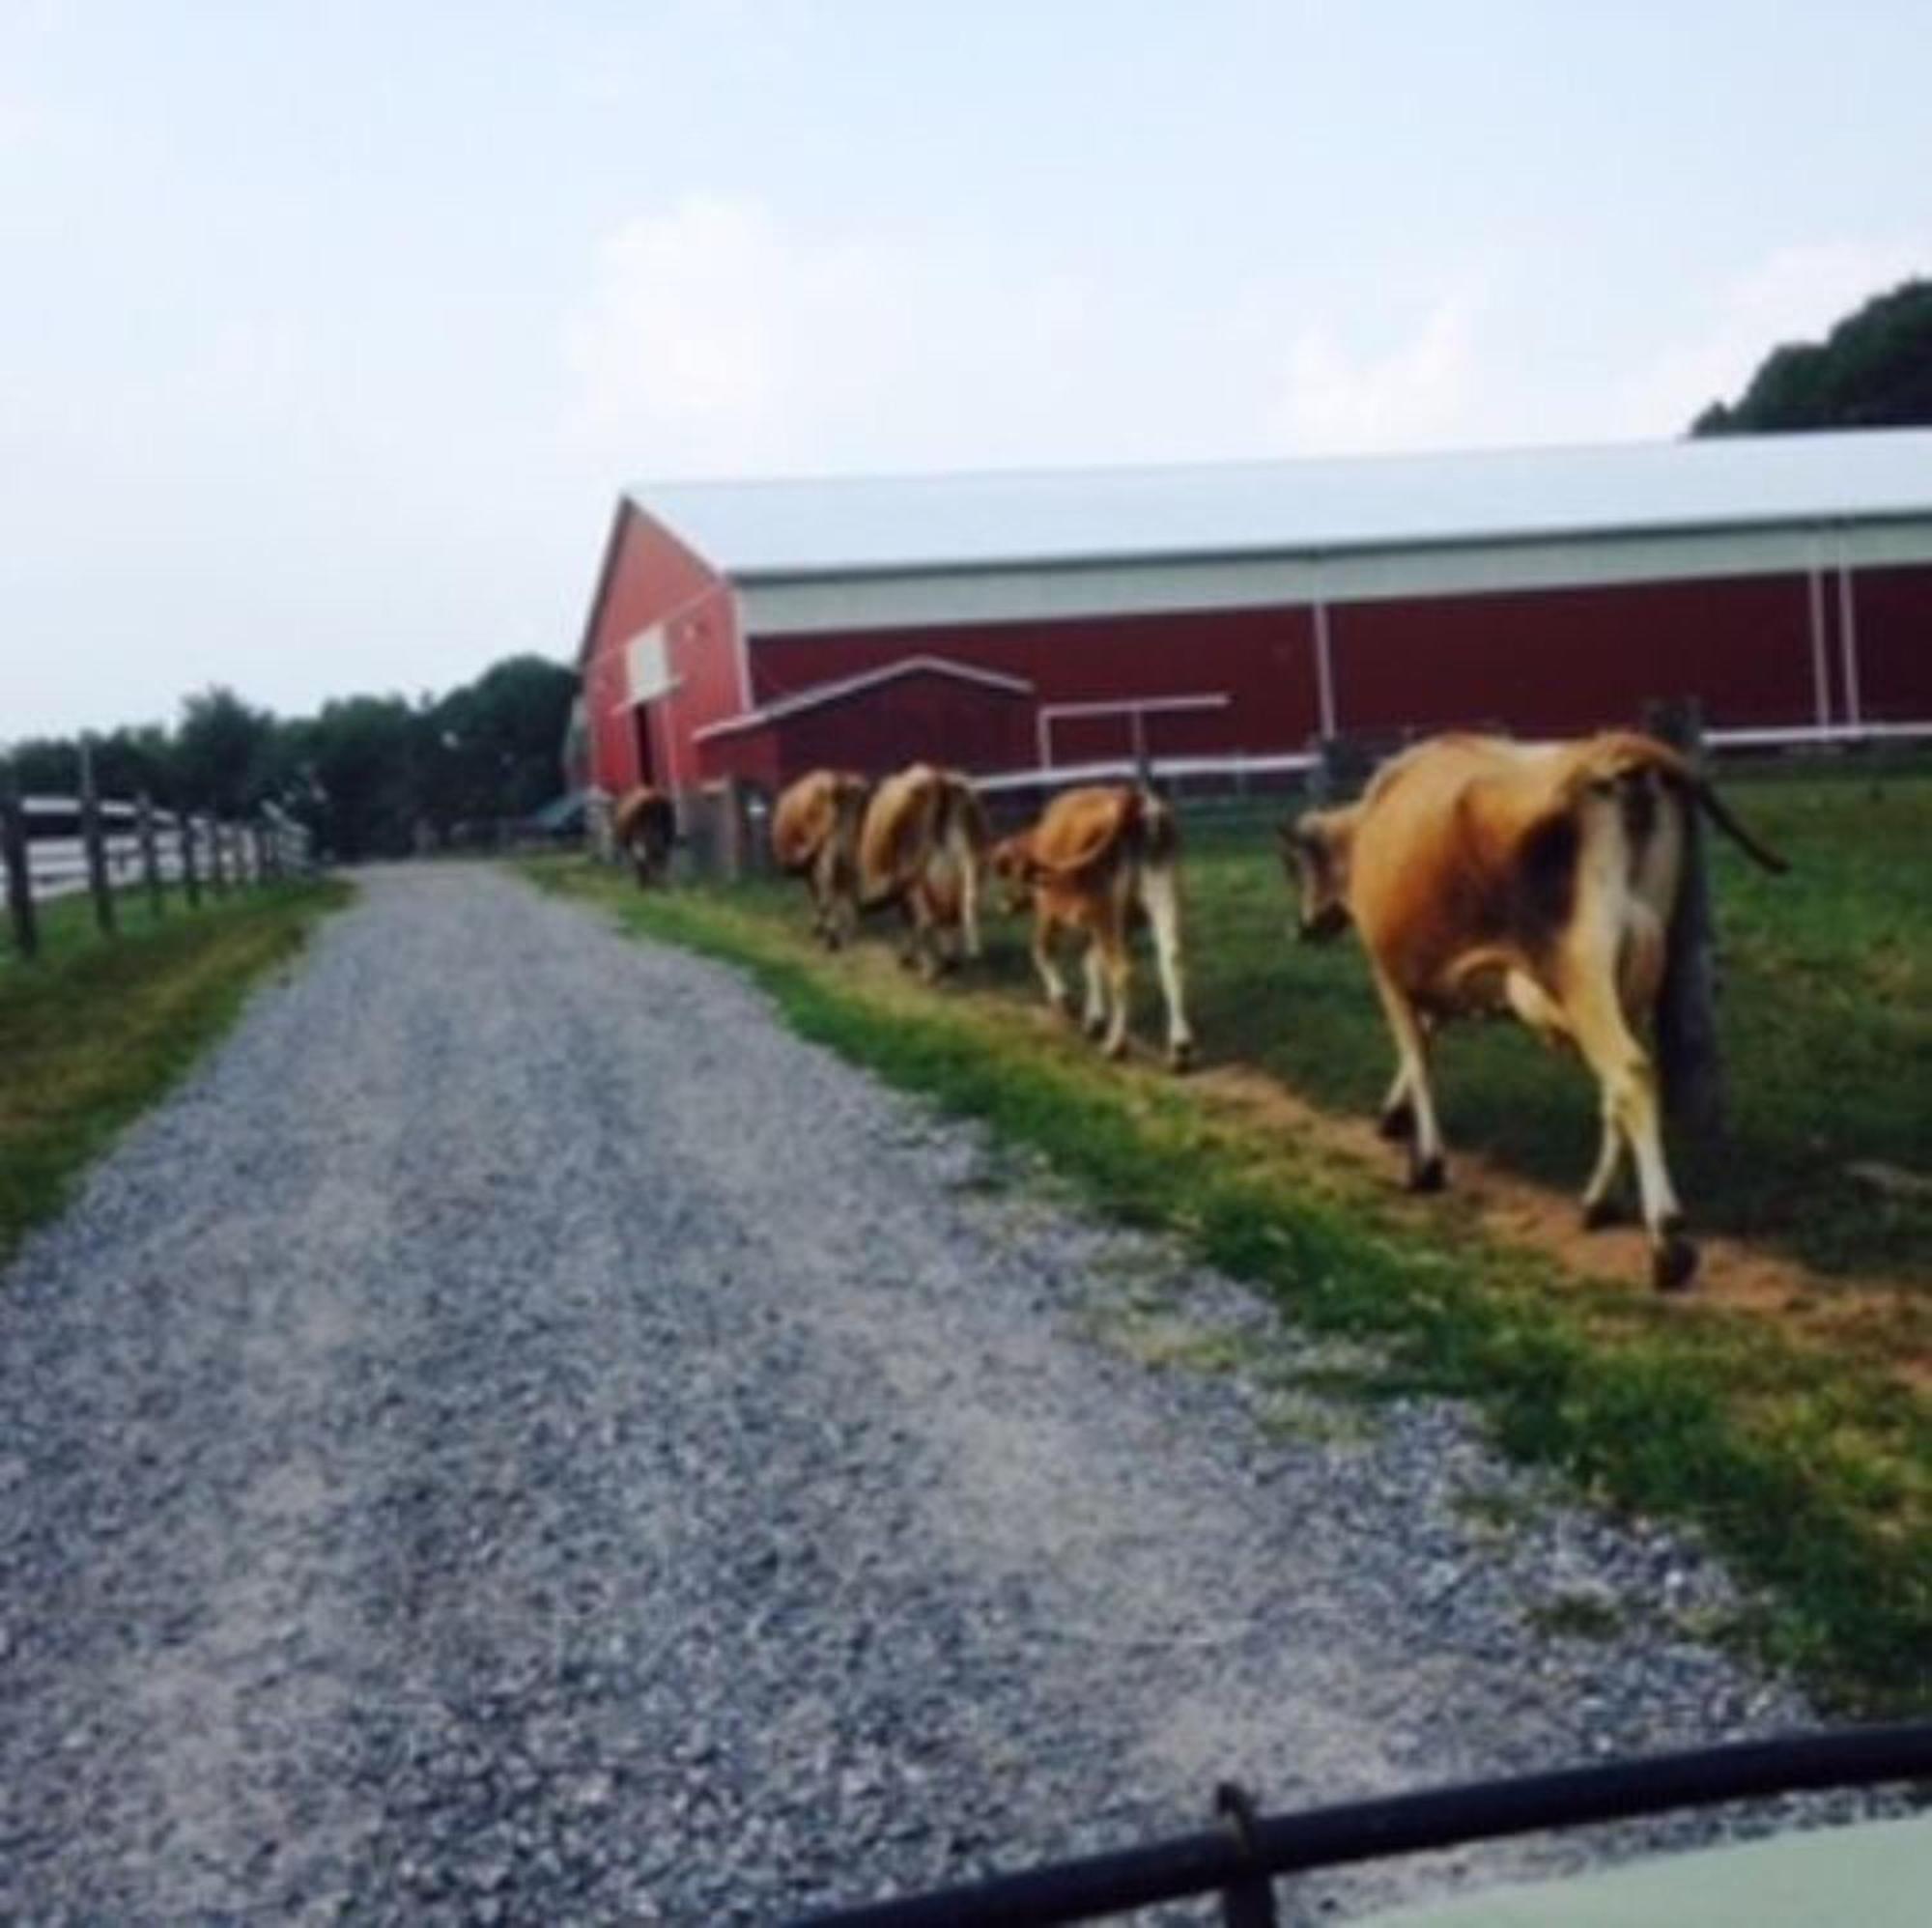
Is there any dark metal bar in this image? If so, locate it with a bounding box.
[1214,1781,1278,1928]
[793,1723,1932,1928]
[1646,695,1726,1141]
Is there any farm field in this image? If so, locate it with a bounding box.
[526,759,1931,1711]
[0,878,350,1270]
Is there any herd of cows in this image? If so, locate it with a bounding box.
[609,731,1788,1292]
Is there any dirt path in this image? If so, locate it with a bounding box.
[0,866,1878,1923]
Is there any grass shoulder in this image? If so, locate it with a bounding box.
[0,879,352,1271]
[524,854,1928,1716]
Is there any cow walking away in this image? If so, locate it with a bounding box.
[1282,731,1787,1290]
[991,784,1197,1070]
[612,785,677,889]
[771,769,870,948]
[857,764,990,980]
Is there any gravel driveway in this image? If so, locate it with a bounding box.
[0,865,1871,1923]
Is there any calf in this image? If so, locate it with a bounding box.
[857,764,990,979]
[991,784,1196,1070]
[1282,731,1786,1290]
[612,785,676,888]
[771,769,870,948]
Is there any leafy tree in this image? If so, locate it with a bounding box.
[174,686,279,813]
[1692,278,1932,434]
[301,695,427,861]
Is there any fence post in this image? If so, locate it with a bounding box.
[209,815,229,895]
[78,738,117,938]
[1645,697,1727,1144]
[179,812,202,908]
[2,766,38,961]
[136,790,165,919]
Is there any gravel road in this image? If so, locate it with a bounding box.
[0,865,1874,1923]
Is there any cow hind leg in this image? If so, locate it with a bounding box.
[1137,861,1196,1071]
[1378,1063,1416,1141]
[1080,940,1109,1038]
[1579,1102,1629,1229]
[1097,926,1132,1061]
[1369,966,1445,1190]
[1562,964,1693,1290]
[1032,911,1073,1015]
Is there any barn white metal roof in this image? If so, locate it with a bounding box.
[628,431,1932,583]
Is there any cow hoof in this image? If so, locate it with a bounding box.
[1407,1155,1446,1194]
[1083,1016,1108,1041]
[1378,1099,1416,1143]
[1168,1040,1196,1075]
[1102,1037,1128,1063]
[1653,1235,1699,1293]
[1581,1196,1621,1232]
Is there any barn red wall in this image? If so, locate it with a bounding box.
[580,506,744,795]
[749,608,1322,763]
[1847,564,1932,722]
[1328,574,1821,737]
[697,672,1034,789]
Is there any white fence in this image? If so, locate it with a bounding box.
[3,788,315,959]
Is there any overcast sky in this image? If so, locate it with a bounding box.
[3,1,1927,740]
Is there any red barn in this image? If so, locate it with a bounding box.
[576,431,1932,800]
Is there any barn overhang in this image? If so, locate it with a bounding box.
[731,513,1932,638]
[692,654,1034,745]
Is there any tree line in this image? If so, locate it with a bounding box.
[1692,277,1932,435]
[4,654,579,863]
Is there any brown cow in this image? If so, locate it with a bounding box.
[612,785,676,888]
[771,769,870,948]
[990,785,1196,1069]
[857,763,990,979]
[1281,731,1786,1290]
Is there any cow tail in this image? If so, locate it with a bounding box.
[1136,789,1179,867]
[1692,780,1789,874]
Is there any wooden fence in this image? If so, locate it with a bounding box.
[0,770,315,963]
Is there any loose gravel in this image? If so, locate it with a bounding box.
[0,865,1889,1923]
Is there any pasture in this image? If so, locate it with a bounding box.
[525,756,1931,1711]
[0,879,350,1270]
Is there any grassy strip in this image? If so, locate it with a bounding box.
[0,879,352,1269]
[528,858,1928,1715]
[1175,770,1932,1282]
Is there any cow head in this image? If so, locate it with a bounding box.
[1279,808,1354,940]
[987,832,1037,914]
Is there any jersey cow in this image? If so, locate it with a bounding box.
[1282,732,1786,1290]
[857,764,990,979]
[990,784,1196,1070]
[771,769,870,949]
[612,785,676,889]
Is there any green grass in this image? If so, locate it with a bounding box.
[525,848,1930,1714]
[1174,763,1932,1283]
[0,879,351,1270]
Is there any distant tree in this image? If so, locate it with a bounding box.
[302,695,425,861]
[421,654,578,840]
[174,686,279,813]
[5,736,81,795]
[1692,277,1932,434]
[93,723,182,806]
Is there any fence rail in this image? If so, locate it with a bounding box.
[794,1721,1932,1927]
[1,780,315,961]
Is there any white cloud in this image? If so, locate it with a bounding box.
[561,195,1095,475]
[1268,295,1486,453]
[561,195,1513,476]
[1621,237,1929,429]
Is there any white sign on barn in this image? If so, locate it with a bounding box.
[624,625,671,706]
